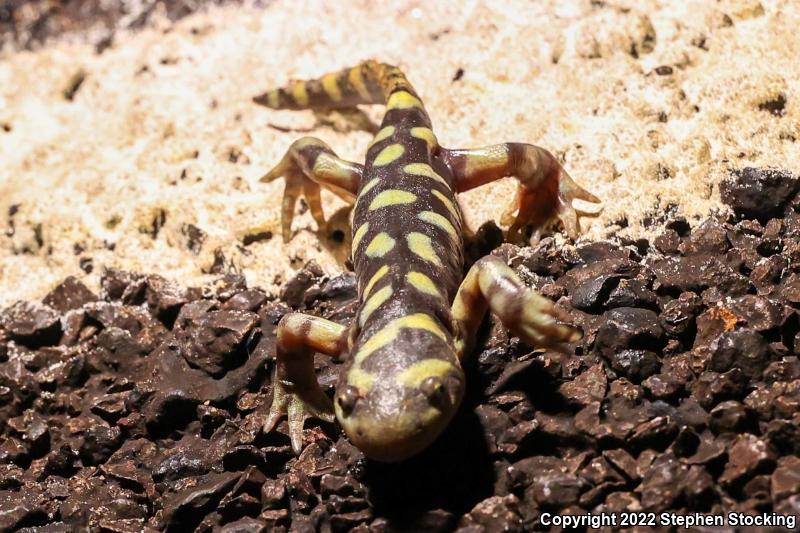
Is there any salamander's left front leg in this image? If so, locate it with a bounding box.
[452,255,581,359]
[264,313,348,454]
[441,143,600,240]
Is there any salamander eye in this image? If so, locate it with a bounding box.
[337,386,360,416]
[421,376,448,407]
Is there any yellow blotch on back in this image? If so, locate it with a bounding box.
[418,211,458,240]
[387,91,424,110]
[321,73,343,102]
[398,359,455,387]
[373,144,405,166]
[365,232,396,257]
[369,189,417,210]
[362,264,389,298]
[354,313,448,366]
[352,223,369,251]
[403,163,449,186]
[406,271,440,298]
[359,285,393,326]
[406,232,443,267]
[367,126,395,151]
[410,127,438,151]
[291,81,309,107]
[347,367,375,391]
[432,189,462,222]
[360,178,381,197]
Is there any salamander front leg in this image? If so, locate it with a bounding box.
[451,255,581,359]
[261,137,363,242]
[264,313,348,454]
[441,143,600,241]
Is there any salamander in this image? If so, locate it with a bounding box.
[254,60,600,461]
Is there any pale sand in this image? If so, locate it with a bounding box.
[1,0,798,307]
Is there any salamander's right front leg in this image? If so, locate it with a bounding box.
[264,313,348,454]
[261,137,363,242]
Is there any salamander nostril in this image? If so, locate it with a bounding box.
[421,376,448,407]
[337,385,360,416]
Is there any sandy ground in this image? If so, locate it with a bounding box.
[1,0,798,307]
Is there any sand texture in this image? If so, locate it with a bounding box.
[1,0,799,306]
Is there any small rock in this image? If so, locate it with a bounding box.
[720,167,799,221]
[638,454,687,511]
[609,349,660,383]
[719,434,777,489]
[558,363,607,406]
[659,292,702,339]
[281,261,324,309]
[42,276,97,313]
[709,401,754,433]
[181,309,259,376]
[691,369,747,409]
[606,279,658,310]
[594,307,664,359]
[458,495,522,533]
[709,328,772,379]
[651,254,750,295]
[1,301,62,347]
[529,474,586,508]
[771,455,800,501]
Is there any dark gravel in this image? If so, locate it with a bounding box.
[0,0,246,52]
[1,166,799,532]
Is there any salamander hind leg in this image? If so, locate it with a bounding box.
[441,143,600,241]
[451,255,581,359]
[261,137,363,242]
[264,313,348,454]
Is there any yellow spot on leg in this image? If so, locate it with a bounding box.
[359,285,393,326]
[387,91,424,110]
[367,126,395,150]
[398,359,455,387]
[403,163,449,187]
[432,189,462,222]
[369,189,417,210]
[291,81,309,107]
[352,223,369,251]
[362,265,389,297]
[410,127,438,151]
[321,73,343,102]
[365,232,396,257]
[406,271,441,298]
[373,144,405,166]
[418,211,458,240]
[406,232,443,267]
[266,90,279,108]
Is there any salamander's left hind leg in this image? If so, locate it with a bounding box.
[264,313,348,454]
[262,137,363,242]
[440,143,600,241]
[451,255,581,359]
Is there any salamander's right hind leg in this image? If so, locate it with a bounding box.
[261,137,363,242]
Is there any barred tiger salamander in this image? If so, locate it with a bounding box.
[255,60,600,461]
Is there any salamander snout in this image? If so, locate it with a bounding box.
[334,365,464,462]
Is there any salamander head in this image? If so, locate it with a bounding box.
[334,358,464,462]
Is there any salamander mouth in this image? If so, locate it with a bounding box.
[336,380,464,462]
[343,410,453,462]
